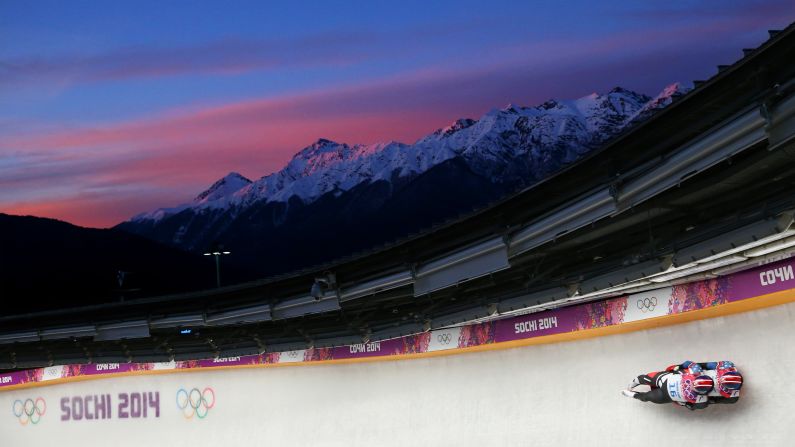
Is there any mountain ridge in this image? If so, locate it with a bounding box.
[117,83,689,277]
[131,83,687,224]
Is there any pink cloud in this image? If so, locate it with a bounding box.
[1,12,787,228]
[0,103,450,227]
[2,190,187,229]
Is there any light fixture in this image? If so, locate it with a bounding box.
[310,272,337,301]
[310,282,323,300]
[203,246,231,287]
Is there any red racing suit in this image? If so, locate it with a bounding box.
[638,370,709,410]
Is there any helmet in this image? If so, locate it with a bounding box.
[685,363,703,375]
[719,371,743,391]
[716,360,735,370]
[693,375,715,395]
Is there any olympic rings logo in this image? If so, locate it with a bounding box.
[437,333,452,345]
[12,398,46,425]
[286,350,299,359]
[682,378,697,400]
[176,387,215,419]
[637,296,658,312]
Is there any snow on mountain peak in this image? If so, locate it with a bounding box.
[194,172,252,204]
[130,85,684,224]
[628,82,691,124]
[539,99,560,110]
[427,118,478,140]
[130,172,252,223]
[503,104,521,113]
[659,82,689,97]
[302,138,341,153]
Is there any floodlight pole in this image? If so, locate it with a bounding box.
[203,251,231,288]
[214,254,221,287]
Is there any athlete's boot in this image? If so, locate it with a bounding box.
[621,389,637,398]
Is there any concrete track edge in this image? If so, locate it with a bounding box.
[2,295,793,445]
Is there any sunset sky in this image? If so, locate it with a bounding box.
[1,0,793,228]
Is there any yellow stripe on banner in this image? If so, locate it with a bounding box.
[3,287,795,392]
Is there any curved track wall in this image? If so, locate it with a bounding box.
[3,260,795,445]
[2,301,793,446]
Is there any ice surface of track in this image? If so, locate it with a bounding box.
[3,302,794,446]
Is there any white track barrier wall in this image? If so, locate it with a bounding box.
[2,299,794,446]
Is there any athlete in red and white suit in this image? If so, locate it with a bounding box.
[625,369,711,410]
[673,361,743,404]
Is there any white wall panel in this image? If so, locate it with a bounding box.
[3,303,794,446]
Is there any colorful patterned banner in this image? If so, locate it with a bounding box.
[2,257,794,391]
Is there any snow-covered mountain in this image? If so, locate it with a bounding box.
[132,84,686,224]
[133,172,252,222]
[119,84,688,276]
[194,172,252,204]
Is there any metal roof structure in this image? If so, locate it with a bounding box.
[2,24,795,370]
